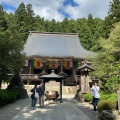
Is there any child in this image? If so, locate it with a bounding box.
[30,85,37,109]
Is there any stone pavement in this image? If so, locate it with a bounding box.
[0,94,99,120]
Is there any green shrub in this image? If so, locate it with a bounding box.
[99,94,110,101]
[97,99,117,112]
[106,97,117,109]
[0,90,9,103]
[13,91,21,99]
[0,90,22,106]
[84,93,92,102]
[0,91,5,103]
[97,100,112,112]
[5,90,17,103]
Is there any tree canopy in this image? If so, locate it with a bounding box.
[0,0,120,90]
[91,22,120,93]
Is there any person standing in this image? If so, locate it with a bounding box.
[30,85,37,109]
[37,80,45,108]
[90,83,100,112]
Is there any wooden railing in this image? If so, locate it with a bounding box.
[20,74,40,80]
[8,74,82,84]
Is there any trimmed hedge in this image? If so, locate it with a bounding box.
[0,90,21,106]
[97,99,117,112]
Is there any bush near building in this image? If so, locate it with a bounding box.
[0,90,21,106]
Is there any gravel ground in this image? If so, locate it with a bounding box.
[2,97,119,120]
[0,97,31,120]
[63,94,99,120]
[70,98,99,120]
[0,94,99,120]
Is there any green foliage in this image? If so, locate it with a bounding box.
[0,30,25,83]
[102,0,120,38]
[91,22,120,94]
[99,94,110,101]
[99,93,117,101]
[0,90,9,103]
[0,5,7,31]
[104,76,120,93]
[0,1,119,91]
[84,93,92,102]
[78,15,103,52]
[97,100,113,112]
[3,90,17,103]
[97,99,117,112]
[0,90,21,105]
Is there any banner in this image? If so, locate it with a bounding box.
[24,60,28,66]
[24,59,78,68]
[34,59,37,66]
[49,60,58,68]
[24,59,43,67]
[73,60,78,68]
[66,61,70,68]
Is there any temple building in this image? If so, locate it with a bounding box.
[21,32,95,90]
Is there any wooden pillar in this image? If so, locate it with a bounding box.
[117,91,120,111]
[29,66,32,74]
[43,62,45,72]
[59,80,63,103]
[61,63,63,72]
[28,66,32,85]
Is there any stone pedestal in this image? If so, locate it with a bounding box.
[78,91,84,102]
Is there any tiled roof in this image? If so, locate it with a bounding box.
[24,32,95,59]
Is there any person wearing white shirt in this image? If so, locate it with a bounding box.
[90,83,100,112]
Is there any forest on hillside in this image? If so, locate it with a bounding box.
[0,0,119,52]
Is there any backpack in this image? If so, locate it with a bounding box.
[36,87,42,95]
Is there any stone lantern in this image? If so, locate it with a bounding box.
[75,61,94,102]
[77,62,95,93]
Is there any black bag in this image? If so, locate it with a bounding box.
[36,88,39,93]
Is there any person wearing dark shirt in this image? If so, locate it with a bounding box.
[30,85,37,109]
[37,81,45,108]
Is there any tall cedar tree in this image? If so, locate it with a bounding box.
[0,5,7,31]
[15,2,29,42]
[102,0,120,38]
[26,4,35,32]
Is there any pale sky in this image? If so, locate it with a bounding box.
[0,0,112,21]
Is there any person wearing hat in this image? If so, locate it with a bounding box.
[90,83,100,112]
[37,80,45,108]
